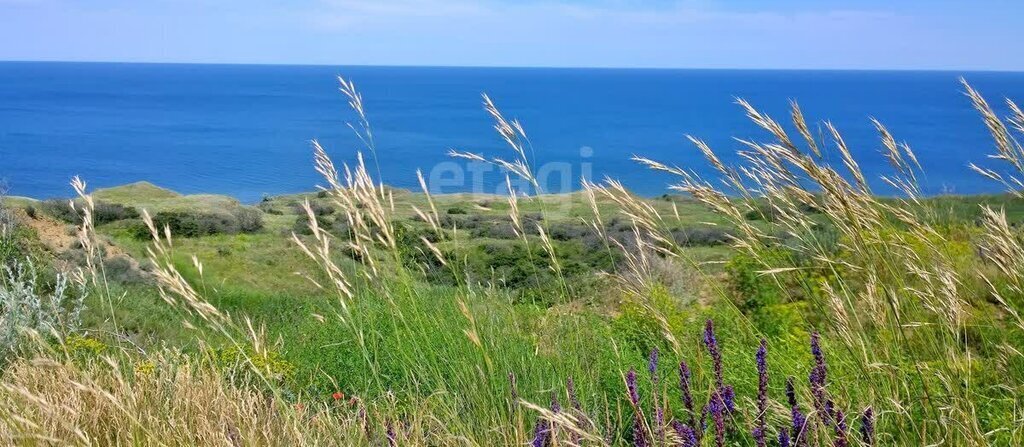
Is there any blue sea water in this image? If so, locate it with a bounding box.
[2,61,1024,202]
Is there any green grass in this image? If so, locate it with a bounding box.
[8,178,1024,444]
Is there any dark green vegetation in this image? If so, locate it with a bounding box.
[6,177,1024,444]
[4,81,1024,445]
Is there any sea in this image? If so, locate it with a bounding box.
[2,61,1024,202]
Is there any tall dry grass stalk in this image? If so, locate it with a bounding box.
[616,81,1024,445]
[0,351,445,446]
[5,75,1024,446]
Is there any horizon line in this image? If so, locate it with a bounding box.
[2,58,1023,75]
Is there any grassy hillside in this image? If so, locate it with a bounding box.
[2,79,1024,445]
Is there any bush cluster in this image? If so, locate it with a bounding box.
[131,207,263,239]
[0,261,87,364]
[0,189,28,265]
[39,199,139,225]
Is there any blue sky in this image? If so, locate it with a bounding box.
[1,0,1022,70]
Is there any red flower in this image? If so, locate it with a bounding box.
[332,392,345,401]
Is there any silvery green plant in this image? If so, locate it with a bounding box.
[1,260,87,364]
[0,184,20,263]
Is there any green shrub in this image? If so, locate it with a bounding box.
[232,207,264,233]
[293,201,335,217]
[64,334,107,359]
[259,203,284,215]
[38,199,79,223]
[39,199,138,225]
[131,207,263,239]
[213,345,296,387]
[1,261,87,363]
[102,255,149,284]
[1,192,26,265]
[670,226,733,247]
[291,213,331,236]
[724,250,785,313]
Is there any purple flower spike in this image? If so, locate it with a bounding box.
[860,407,875,446]
[531,417,551,447]
[671,421,698,447]
[810,331,826,384]
[654,406,665,442]
[386,421,397,447]
[648,347,660,380]
[809,331,830,428]
[785,377,797,407]
[709,391,726,447]
[703,320,723,387]
[679,360,695,426]
[755,339,769,447]
[626,368,640,406]
[792,408,808,447]
[786,377,807,447]
[699,403,709,432]
[778,427,791,447]
[632,416,649,447]
[723,385,735,414]
[834,409,849,447]
[753,427,766,447]
[566,377,582,413]
[625,368,648,447]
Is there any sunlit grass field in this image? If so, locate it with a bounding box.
[2,78,1024,445]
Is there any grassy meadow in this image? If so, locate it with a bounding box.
[2,78,1024,445]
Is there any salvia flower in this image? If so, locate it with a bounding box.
[703,320,723,387]
[755,339,769,447]
[786,376,798,407]
[386,421,397,447]
[787,377,807,447]
[699,403,709,433]
[671,420,698,447]
[753,427,766,447]
[531,417,551,447]
[632,416,649,447]
[709,389,726,447]
[567,378,585,445]
[679,359,695,426]
[648,348,664,440]
[825,399,836,425]
[809,331,829,426]
[834,409,848,447]
[723,385,735,414]
[567,377,582,413]
[810,331,827,385]
[860,407,875,446]
[648,347,660,380]
[778,427,791,447]
[625,368,648,447]
[755,340,768,407]
[626,368,641,406]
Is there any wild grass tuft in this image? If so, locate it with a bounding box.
[1,77,1022,445]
